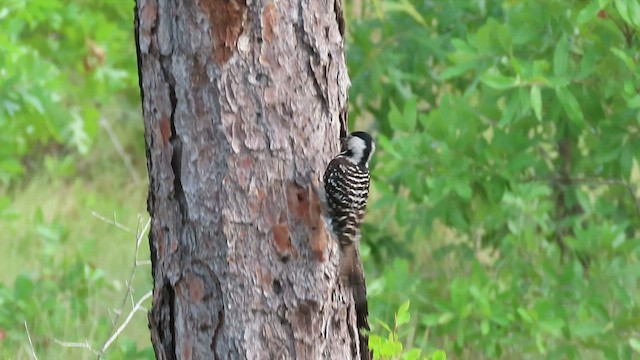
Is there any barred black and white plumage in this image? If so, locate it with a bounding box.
[323,131,374,248]
[322,131,375,358]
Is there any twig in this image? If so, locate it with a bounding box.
[90,210,132,233]
[97,217,151,358]
[100,117,142,184]
[55,215,152,359]
[99,290,153,356]
[24,321,38,360]
[54,339,99,355]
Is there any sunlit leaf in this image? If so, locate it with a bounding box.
[555,87,584,125]
[530,85,542,120]
[553,34,569,76]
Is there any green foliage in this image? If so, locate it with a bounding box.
[0,182,151,358]
[0,1,150,358]
[369,301,447,360]
[0,0,138,183]
[0,212,105,356]
[350,0,640,358]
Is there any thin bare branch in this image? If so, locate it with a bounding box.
[53,339,99,355]
[100,117,142,184]
[24,321,38,360]
[97,216,151,358]
[90,210,132,233]
[99,290,153,356]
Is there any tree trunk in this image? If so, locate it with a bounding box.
[134,0,367,358]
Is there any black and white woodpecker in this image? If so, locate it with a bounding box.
[322,131,375,347]
[323,131,375,253]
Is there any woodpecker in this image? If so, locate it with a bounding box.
[323,131,374,249]
[322,131,374,358]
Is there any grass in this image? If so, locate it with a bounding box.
[0,119,154,359]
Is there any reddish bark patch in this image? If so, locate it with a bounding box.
[187,275,205,302]
[199,0,247,65]
[262,269,272,288]
[262,2,277,42]
[140,0,158,25]
[272,224,291,253]
[248,189,263,218]
[286,181,328,261]
[170,235,179,253]
[159,116,172,146]
[137,0,158,52]
[286,182,309,219]
[306,177,328,261]
[238,154,252,169]
[257,189,266,202]
[234,155,253,188]
[182,343,192,359]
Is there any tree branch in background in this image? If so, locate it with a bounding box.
[100,117,142,184]
[54,213,152,358]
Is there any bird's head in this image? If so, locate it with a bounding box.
[341,131,375,167]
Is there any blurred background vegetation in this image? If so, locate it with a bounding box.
[1,0,639,359]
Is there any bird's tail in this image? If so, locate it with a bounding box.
[340,244,371,360]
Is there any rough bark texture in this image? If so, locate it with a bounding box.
[135,0,367,358]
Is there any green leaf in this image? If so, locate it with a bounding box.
[438,312,455,325]
[19,89,45,114]
[403,348,422,360]
[571,322,605,338]
[553,34,569,76]
[402,97,418,132]
[481,72,518,90]
[440,62,477,80]
[388,101,404,131]
[388,98,418,132]
[0,159,24,175]
[615,0,631,24]
[431,350,447,360]
[517,307,533,323]
[374,317,392,333]
[577,1,602,24]
[481,320,490,335]
[630,338,640,353]
[396,300,411,326]
[382,0,427,26]
[14,274,34,300]
[535,333,546,354]
[530,85,542,120]
[498,92,520,126]
[368,334,383,350]
[630,0,640,27]
[454,182,472,200]
[611,47,636,72]
[378,134,402,159]
[555,87,584,125]
[630,95,640,109]
[380,339,403,356]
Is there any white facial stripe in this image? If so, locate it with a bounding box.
[348,136,367,164]
[367,141,375,165]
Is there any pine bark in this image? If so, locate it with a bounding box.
[134,0,368,358]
